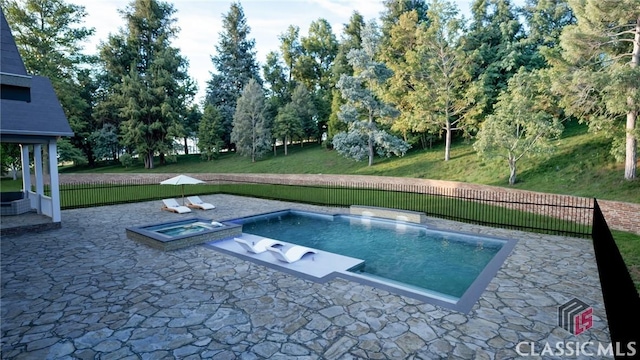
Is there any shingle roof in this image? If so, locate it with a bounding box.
[0,9,73,139]
[1,75,73,138]
[0,9,28,75]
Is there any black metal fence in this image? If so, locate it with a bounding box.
[55,179,594,237]
[591,200,640,354]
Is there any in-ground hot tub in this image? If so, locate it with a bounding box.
[126,218,241,251]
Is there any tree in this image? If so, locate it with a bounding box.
[329,12,365,141]
[557,0,639,180]
[180,103,201,155]
[3,0,98,165]
[522,0,576,66]
[407,0,468,161]
[206,2,261,149]
[333,12,365,80]
[380,0,429,38]
[333,21,410,166]
[1,144,22,180]
[459,0,528,124]
[274,103,303,156]
[290,83,317,143]
[57,138,87,166]
[379,10,423,145]
[274,83,315,154]
[279,25,302,83]
[263,51,289,102]
[89,123,120,161]
[198,104,225,160]
[474,69,564,185]
[231,79,271,162]
[294,19,339,135]
[107,0,193,169]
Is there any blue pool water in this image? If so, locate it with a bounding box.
[237,211,505,299]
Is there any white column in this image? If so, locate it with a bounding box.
[34,144,44,194]
[34,144,44,214]
[20,144,31,194]
[48,140,61,222]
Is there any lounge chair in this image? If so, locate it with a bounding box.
[234,237,283,254]
[266,245,317,263]
[161,198,192,214]
[186,196,215,210]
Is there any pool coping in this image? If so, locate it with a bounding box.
[210,208,519,313]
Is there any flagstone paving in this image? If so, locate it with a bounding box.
[1,194,611,359]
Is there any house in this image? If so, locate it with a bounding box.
[0,9,73,229]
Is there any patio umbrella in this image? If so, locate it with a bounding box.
[160,175,204,205]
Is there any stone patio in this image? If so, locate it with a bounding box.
[1,194,612,359]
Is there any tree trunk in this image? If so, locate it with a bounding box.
[368,113,374,166]
[625,16,639,180]
[145,151,154,169]
[508,158,517,185]
[183,137,189,155]
[444,121,451,161]
[285,136,289,156]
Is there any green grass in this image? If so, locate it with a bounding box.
[59,122,639,203]
[613,230,640,291]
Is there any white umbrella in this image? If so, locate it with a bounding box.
[160,175,204,205]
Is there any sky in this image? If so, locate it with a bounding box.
[70,0,481,104]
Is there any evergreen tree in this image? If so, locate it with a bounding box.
[460,0,528,125]
[198,104,225,160]
[102,0,193,169]
[333,12,365,80]
[231,79,271,162]
[329,12,365,141]
[333,21,410,166]
[206,2,261,150]
[327,89,347,141]
[3,0,98,165]
[89,123,120,161]
[557,0,639,180]
[378,10,422,145]
[522,0,576,66]
[180,103,201,155]
[95,32,136,151]
[474,69,564,185]
[380,0,429,38]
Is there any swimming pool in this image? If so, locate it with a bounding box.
[226,210,517,312]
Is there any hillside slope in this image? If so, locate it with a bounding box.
[61,122,639,203]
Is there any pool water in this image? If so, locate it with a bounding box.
[239,212,505,298]
[151,221,222,237]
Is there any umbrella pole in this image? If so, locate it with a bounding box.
[182,184,185,205]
